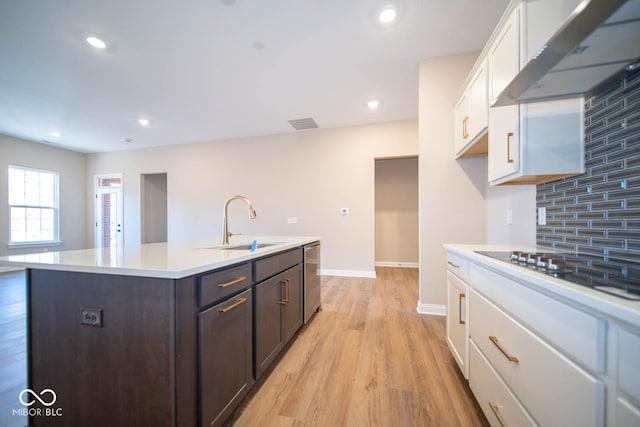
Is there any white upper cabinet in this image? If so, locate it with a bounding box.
[454,58,489,158]
[487,0,585,185]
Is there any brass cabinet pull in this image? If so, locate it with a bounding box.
[447,261,460,269]
[219,297,247,313]
[489,336,519,363]
[463,116,470,139]
[286,279,290,304]
[458,293,466,325]
[218,276,246,288]
[489,401,507,427]
[507,131,514,164]
[280,279,290,305]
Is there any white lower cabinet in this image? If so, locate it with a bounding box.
[469,339,536,427]
[615,328,640,426]
[446,271,468,378]
[471,289,605,427]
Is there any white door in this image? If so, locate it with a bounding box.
[95,175,123,249]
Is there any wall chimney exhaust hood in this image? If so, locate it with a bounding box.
[493,0,640,106]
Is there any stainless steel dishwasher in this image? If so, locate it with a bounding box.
[303,242,321,323]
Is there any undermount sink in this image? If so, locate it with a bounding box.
[198,241,285,250]
[219,243,278,250]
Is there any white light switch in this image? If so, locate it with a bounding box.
[538,207,547,225]
[506,210,513,225]
[287,217,298,224]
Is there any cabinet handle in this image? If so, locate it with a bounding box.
[286,279,290,304]
[447,261,460,269]
[219,297,247,313]
[280,279,290,305]
[463,116,470,139]
[489,401,507,427]
[218,276,246,288]
[458,293,466,325]
[506,131,514,164]
[489,336,519,363]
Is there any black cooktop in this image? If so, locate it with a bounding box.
[476,250,640,301]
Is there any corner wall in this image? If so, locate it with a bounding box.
[0,134,87,257]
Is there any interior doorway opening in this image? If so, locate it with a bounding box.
[374,156,419,268]
[141,173,168,244]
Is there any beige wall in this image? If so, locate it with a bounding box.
[86,120,418,276]
[0,134,87,257]
[418,52,488,314]
[375,157,418,266]
[418,52,537,313]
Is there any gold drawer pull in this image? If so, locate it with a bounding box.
[447,261,460,269]
[489,336,519,363]
[458,293,466,325]
[489,401,507,427]
[218,276,246,288]
[219,297,247,313]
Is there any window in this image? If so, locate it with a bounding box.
[8,165,59,245]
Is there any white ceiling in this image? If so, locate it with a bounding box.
[0,0,509,153]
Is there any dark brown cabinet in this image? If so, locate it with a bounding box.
[255,264,302,379]
[199,288,253,427]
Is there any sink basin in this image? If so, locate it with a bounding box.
[219,243,278,250]
[198,242,285,250]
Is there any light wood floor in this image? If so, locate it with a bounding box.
[230,268,488,427]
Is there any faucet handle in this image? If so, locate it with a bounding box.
[227,231,242,238]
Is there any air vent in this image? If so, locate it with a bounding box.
[288,117,319,130]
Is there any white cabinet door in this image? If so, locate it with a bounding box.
[489,6,519,105]
[488,104,519,182]
[454,92,469,155]
[446,271,469,378]
[467,58,488,139]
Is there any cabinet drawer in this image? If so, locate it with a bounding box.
[469,340,536,427]
[200,263,253,307]
[470,263,605,372]
[446,252,469,282]
[255,248,302,283]
[470,289,605,427]
[618,328,640,402]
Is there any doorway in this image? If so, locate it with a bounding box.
[94,174,123,249]
[374,157,419,268]
[141,173,168,244]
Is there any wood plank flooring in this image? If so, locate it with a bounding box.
[230,268,488,427]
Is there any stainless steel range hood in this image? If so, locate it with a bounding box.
[493,0,640,106]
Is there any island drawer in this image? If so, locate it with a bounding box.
[255,248,303,283]
[200,263,254,307]
[447,252,469,282]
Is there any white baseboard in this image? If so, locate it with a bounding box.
[416,302,446,316]
[375,261,419,268]
[320,269,377,278]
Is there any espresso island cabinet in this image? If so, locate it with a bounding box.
[7,238,320,427]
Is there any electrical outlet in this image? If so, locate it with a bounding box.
[287,217,298,224]
[81,308,103,327]
[538,207,547,225]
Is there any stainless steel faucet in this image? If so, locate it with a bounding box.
[221,195,257,245]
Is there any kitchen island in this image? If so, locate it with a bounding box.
[0,236,320,427]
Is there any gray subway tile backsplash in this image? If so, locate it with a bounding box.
[536,68,640,260]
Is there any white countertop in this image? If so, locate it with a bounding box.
[445,244,640,329]
[0,236,320,279]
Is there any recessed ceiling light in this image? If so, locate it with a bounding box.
[49,131,61,138]
[367,99,380,110]
[379,7,397,24]
[86,36,107,49]
[138,118,150,127]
